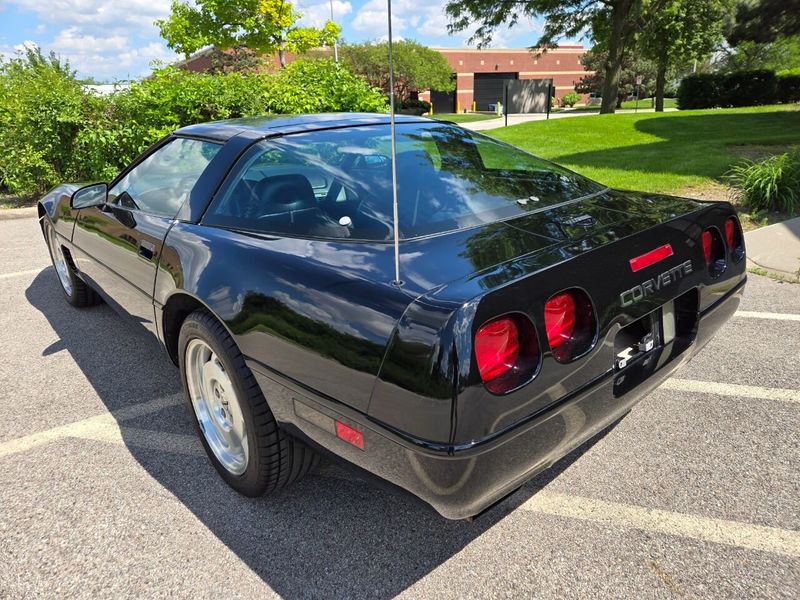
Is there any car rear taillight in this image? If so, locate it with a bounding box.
[701,227,726,277]
[702,230,713,265]
[724,217,745,262]
[475,317,519,382]
[544,289,597,363]
[475,314,540,394]
[544,292,575,349]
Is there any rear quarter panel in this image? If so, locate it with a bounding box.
[154,223,415,414]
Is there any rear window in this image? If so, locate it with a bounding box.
[203,122,604,240]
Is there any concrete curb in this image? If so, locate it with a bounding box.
[0,207,38,221]
[744,216,800,283]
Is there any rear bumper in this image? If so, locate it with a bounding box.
[252,278,745,520]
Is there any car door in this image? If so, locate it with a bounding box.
[71,137,222,336]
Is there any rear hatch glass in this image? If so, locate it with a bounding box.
[204,122,606,241]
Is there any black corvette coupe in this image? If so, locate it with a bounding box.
[38,114,746,519]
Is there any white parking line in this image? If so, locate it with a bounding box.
[521,491,800,558]
[0,267,48,280]
[736,310,800,322]
[662,379,800,404]
[0,394,184,458]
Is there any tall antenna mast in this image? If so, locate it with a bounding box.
[387,0,402,286]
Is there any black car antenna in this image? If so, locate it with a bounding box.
[387,0,402,286]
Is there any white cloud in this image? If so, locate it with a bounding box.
[6,0,172,29]
[351,0,545,48]
[0,0,175,79]
[296,0,353,28]
[49,28,173,78]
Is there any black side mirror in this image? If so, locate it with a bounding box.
[70,183,108,209]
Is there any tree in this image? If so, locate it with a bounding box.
[639,0,731,111]
[716,34,800,72]
[339,41,455,100]
[576,48,657,108]
[728,0,800,45]
[157,0,340,68]
[446,0,670,114]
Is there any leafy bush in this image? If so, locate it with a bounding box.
[0,48,86,194]
[777,70,800,104]
[400,98,431,114]
[677,73,723,109]
[262,59,387,114]
[678,70,784,109]
[0,53,387,196]
[561,91,580,107]
[727,149,800,214]
[722,70,778,107]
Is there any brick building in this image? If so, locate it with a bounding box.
[419,46,589,113]
[178,45,590,112]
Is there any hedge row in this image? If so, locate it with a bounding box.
[0,49,388,196]
[678,69,800,110]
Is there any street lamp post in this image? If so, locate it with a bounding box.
[330,0,339,62]
[634,74,643,113]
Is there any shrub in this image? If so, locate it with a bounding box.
[0,48,86,194]
[400,98,431,114]
[678,70,786,109]
[727,149,800,214]
[777,70,800,104]
[0,54,387,195]
[722,70,778,107]
[262,59,387,114]
[677,73,722,109]
[561,91,580,107]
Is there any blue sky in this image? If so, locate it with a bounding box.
[0,0,569,81]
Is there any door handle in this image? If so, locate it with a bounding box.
[138,240,156,261]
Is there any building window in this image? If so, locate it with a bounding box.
[480,60,484,65]
[459,60,463,66]
[556,59,560,65]
[510,60,514,65]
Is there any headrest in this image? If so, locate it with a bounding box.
[255,174,316,211]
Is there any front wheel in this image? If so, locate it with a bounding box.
[43,219,100,308]
[178,310,318,496]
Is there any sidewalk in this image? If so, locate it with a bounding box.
[745,217,800,282]
[460,107,679,131]
[0,206,37,221]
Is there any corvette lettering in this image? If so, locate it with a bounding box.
[620,260,693,307]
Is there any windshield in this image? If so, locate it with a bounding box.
[203,122,605,240]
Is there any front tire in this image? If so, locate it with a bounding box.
[178,310,318,496]
[43,219,100,308]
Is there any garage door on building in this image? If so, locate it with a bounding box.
[473,72,518,111]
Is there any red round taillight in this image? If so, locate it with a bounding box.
[475,317,519,382]
[474,314,540,394]
[724,217,745,262]
[702,227,726,277]
[544,288,597,363]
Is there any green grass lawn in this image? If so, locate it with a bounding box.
[619,97,677,110]
[434,113,500,123]
[487,104,800,194]
[555,98,677,112]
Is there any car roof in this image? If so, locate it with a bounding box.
[175,113,437,141]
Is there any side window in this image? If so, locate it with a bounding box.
[108,138,221,218]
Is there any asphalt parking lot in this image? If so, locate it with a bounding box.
[1,215,798,599]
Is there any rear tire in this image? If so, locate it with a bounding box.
[178,309,318,496]
[43,219,100,308]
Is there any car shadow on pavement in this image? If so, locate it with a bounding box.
[26,270,618,599]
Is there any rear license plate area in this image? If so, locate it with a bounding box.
[613,308,663,396]
[613,289,699,397]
